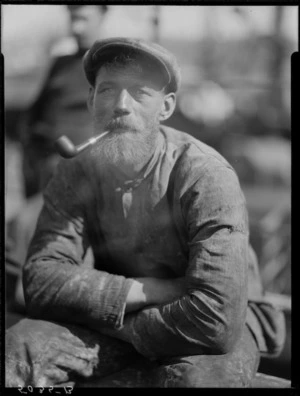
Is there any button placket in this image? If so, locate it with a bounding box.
[121,188,133,219]
[115,178,144,219]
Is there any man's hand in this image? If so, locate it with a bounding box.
[125,277,186,313]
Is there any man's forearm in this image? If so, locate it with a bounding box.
[98,277,186,344]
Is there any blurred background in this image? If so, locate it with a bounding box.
[3,4,296,381]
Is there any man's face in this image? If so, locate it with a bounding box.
[88,64,173,169]
[69,6,105,50]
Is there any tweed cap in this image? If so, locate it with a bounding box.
[83,37,181,93]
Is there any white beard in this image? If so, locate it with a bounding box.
[90,122,159,169]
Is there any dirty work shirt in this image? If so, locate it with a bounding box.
[24,126,284,360]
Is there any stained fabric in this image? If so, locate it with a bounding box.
[22,126,285,360]
[6,319,259,388]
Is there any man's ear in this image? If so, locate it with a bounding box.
[87,87,95,114]
[159,93,176,122]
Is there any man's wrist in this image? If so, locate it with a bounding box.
[125,276,186,314]
[125,279,148,313]
[134,277,185,305]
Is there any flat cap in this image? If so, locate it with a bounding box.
[83,37,181,93]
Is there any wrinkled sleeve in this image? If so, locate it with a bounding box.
[23,159,133,330]
[128,163,249,359]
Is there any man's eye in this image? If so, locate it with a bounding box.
[98,87,113,94]
[134,88,150,97]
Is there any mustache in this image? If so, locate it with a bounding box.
[104,117,138,132]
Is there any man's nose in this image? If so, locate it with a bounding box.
[114,90,131,115]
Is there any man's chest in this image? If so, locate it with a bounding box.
[90,185,188,277]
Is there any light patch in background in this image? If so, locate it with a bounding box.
[2,5,69,76]
[2,5,298,107]
[100,6,154,39]
[2,5,298,43]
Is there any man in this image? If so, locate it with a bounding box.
[22,5,108,197]
[6,38,285,388]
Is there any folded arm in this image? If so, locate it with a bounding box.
[23,159,186,331]
[24,158,249,359]
[21,160,125,329]
[102,164,250,359]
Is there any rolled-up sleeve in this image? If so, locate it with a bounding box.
[128,163,249,359]
[23,159,133,330]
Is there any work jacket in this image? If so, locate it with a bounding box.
[24,126,285,359]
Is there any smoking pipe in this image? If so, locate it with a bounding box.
[55,131,109,159]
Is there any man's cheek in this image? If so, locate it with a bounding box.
[95,100,112,113]
[96,107,111,122]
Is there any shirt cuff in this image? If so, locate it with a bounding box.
[91,274,134,330]
[114,278,134,329]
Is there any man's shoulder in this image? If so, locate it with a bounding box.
[161,125,232,172]
[46,156,87,192]
[160,126,242,199]
[44,156,93,210]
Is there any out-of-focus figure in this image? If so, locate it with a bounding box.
[6,5,108,314]
[22,5,108,197]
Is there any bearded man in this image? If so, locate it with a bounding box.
[5,38,285,388]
